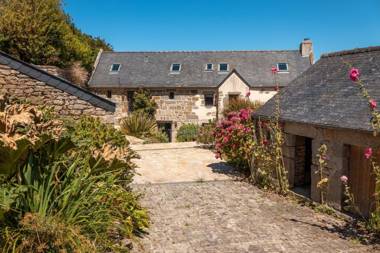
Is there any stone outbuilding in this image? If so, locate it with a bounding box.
[254,46,380,216]
[0,51,115,121]
[88,40,313,140]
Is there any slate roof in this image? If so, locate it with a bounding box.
[88,50,311,88]
[0,51,115,112]
[254,46,380,132]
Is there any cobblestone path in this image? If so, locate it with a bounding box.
[132,143,378,253]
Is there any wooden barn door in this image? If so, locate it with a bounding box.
[346,145,376,217]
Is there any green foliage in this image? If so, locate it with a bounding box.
[223,98,262,116]
[132,89,158,117]
[0,96,148,252]
[143,129,169,144]
[176,123,199,142]
[0,0,112,70]
[196,120,215,145]
[120,111,158,139]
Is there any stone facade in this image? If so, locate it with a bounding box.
[282,121,380,215]
[92,88,218,140]
[0,64,113,120]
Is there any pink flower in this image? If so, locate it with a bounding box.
[370,99,377,110]
[271,66,278,74]
[239,109,250,121]
[340,175,348,184]
[349,68,360,82]
[364,147,373,159]
[245,91,251,97]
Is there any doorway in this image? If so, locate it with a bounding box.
[157,121,172,142]
[292,136,312,198]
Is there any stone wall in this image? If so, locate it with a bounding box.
[283,121,380,211]
[0,64,112,120]
[92,88,217,129]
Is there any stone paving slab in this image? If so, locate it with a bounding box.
[134,181,378,253]
[132,143,238,184]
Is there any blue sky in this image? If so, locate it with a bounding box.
[64,0,380,60]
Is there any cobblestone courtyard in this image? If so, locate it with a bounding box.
[132,143,378,253]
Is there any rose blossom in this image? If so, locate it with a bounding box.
[271,66,278,74]
[364,147,373,159]
[370,99,377,110]
[263,139,268,145]
[349,68,360,82]
[340,175,348,184]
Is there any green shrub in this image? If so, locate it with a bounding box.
[143,129,169,144]
[132,89,157,117]
[222,98,262,117]
[197,120,216,145]
[0,97,148,252]
[176,123,199,142]
[120,111,158,139]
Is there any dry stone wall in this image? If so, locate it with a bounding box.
[0,64,113,120]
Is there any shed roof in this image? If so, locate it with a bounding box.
[88,50,311,88]
[0,51,115,112]
[254,46,380,132]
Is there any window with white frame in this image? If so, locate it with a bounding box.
[170,63,181,72]
[277,63,289,72]
[205,63,213,71]
[218,63,229,72]
[110,63,121,72]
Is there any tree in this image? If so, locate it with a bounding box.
[132,89,158,117]
[0,0,112,70]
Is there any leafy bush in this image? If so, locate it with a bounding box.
[214,109,255,170]
[196,120,216,145]
[0,0,112,70]
[222,98,262,117]
[0,96,148,252]
[176,123,199,142]
[120,111,157,139]
[143,129,169,144]
[132,89,157,117]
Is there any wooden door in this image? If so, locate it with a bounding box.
[347,145,376,217]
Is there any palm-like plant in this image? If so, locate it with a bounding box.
[120,111,158,138]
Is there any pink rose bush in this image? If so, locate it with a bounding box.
[214,108,256,169]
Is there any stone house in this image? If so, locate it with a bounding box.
[88,39,313,140]
[0,50,115,121]
[254,46,380,216]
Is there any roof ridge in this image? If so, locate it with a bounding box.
[321,46,380,58]
[101,49,300,54]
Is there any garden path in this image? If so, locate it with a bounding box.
[132,142,377,253]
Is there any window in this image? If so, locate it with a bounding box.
[127,91,134,112]
[170,63,181,72]
[218,63,229,72]
[205,63,213,71]
[110,64,121,72]
[169,92,175,99]
[277,63,289,72]
[106,90,112,98]
[204,94,214,106]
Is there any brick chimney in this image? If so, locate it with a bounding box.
[300,38,314,64]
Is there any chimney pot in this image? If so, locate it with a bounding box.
[300,39,314,64]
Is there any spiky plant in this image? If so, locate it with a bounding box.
[120,111,158,138]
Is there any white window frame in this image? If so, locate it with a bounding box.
[218,63,229,72]
[205,63,213,71]
[110,63,121,73]
[277,63,289,73]
[170,63,182,73]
